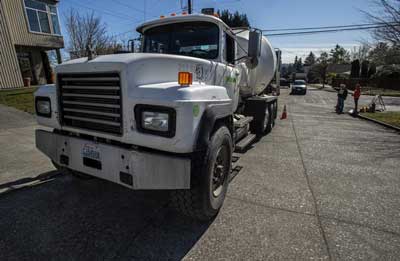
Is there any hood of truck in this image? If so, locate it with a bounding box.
[56,53,214,86]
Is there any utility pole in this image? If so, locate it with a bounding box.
[188,0,192,14]
[144,0,146,21]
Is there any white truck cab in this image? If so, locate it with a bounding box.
[35,14,280,220]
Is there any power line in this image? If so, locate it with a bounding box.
[68,0,137,21]
[262,22,398,32]
[264,24,392,37]
[111,0,145,14]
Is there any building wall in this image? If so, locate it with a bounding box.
[2,0,64,49]
[0,1,24,88]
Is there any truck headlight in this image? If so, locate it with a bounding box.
[134,105,176,138]
[143,111,169,132]
[35,97,51,117]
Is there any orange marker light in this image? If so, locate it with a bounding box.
[182,11,188,15]
[160,15,165,19]
[170,13,176,16]
[178,72,193,86]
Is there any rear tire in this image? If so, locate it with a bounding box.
[248,102,271,135]
[171,126,233,221]
[264,105,272,134]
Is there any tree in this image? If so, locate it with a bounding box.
[329,44,350,64]
[304,52,316,66]
[351,45,370,61]
[66,9,122,58]
[351,59,361,78]
[368,42,400,65]
[281,65,288,78]
[362,0,400,45]
[361,60,370,78]
[313,52,329,87]
[318,51,329,63]
[286,64,295,78]
[218,10,250,27]
[368,63,377,77]
[295,58,304,72]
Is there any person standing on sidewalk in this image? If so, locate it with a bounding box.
[352,83,361,115]
[337,84,348,114]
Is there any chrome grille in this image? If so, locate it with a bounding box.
[58,73,123,135]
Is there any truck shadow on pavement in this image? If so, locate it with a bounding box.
[0,172,213,260]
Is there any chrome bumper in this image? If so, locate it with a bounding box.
[35,130,191,190]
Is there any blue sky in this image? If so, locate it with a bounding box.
[57,0,376,63]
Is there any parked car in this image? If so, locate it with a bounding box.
[291,80,307,95]
[280,78,290,88]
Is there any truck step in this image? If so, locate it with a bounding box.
[229,165,243,183]
[234,116,253,128]
[234,125,249,143]
[232,154,240,163]
[235,134,257,153]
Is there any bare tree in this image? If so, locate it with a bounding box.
[65,9,122,58]
[351,44,370,61]
[362,0,400,45]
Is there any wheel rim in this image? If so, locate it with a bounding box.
[212,145,229,197]
[263,108,270,130]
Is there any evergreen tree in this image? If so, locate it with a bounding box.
[351,60,361,78]
[329,44,350,64]
[304,52,316,66]
[361,60,370,78]
[368,63,377,78]
[296,58,303,72]
[218,10,250,27]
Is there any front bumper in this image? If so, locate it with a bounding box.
[36,130,191,190]
[292,88,306,93]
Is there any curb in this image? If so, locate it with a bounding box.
[357,114,400,132]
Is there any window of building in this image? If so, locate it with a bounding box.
[24,0,61,35]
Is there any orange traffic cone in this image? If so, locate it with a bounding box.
[280,105,287,120]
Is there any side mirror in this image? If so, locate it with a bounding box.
[247,30,262,68]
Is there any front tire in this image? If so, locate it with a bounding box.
[171,126,233,220]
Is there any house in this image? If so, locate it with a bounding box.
[0,0,64,89]
[326,64,351,75]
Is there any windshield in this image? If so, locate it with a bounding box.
[143,22,219,59]
[294,80,306,85]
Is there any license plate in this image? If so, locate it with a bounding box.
[82,143,101,161]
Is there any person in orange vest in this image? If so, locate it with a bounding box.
[352,83,361,115]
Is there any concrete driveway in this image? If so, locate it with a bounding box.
[0,104,53,188]
[1,89,399,260]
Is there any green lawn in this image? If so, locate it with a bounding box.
[361,112,400,128]
[362,88,400,97]
[0,87,38,114]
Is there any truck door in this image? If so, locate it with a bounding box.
[224,32,240,112]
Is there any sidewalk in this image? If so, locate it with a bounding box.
[0,104,53,186]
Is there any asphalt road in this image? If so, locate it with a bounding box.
[1,88,400,260]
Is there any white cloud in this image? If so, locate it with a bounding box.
[278,44,360,64]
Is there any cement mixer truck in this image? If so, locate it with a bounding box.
[34,14,281,220]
